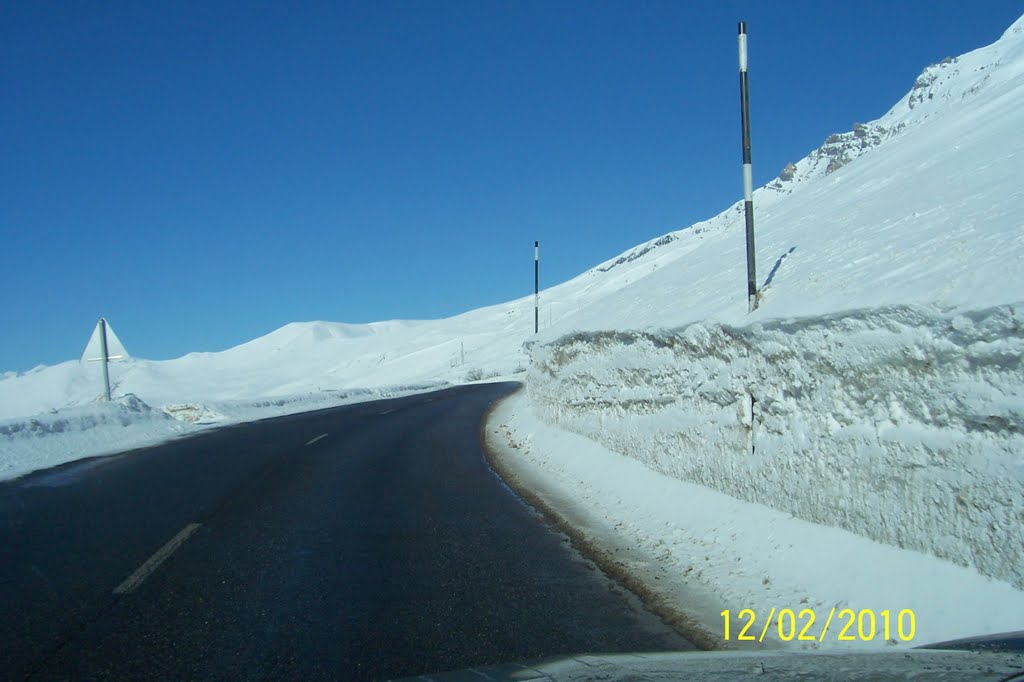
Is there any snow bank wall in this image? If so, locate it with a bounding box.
[0,394,194,481]
[527,303,1024,589]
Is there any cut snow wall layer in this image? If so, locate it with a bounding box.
[527,303,1024,589]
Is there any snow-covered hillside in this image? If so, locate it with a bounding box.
[568,14,1024,329]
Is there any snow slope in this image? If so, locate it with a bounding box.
[562,14,1024,329]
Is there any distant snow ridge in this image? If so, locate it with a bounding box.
[767,122,906,195]
[597,235,678,273]
[758,17,1024,200]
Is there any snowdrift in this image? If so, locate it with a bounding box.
[0,394,190,480]
[529,303,1024,589]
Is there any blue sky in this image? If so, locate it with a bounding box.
[2,1,1021,371]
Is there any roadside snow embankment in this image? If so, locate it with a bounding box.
[486,390,1024,650]
[528,303,1024,590]
[0,394,194,480]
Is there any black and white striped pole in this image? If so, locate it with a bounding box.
[738,21,758,312]
[534,240,539,334]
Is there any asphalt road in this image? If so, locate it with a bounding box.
[0,382,692,680]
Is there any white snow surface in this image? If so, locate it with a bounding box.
[0,11,1021,631]
[0,395,190,481]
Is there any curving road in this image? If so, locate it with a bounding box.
[0,382,692,680]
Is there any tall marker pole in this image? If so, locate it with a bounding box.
[98,317,112,401]
[738,21,758,312]
[534,241,539,333]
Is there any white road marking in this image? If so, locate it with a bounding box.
[305,433,328,446]
[379,408,396,415]
[113,523,201,595]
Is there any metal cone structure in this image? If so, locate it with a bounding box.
[81,318,128,401]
